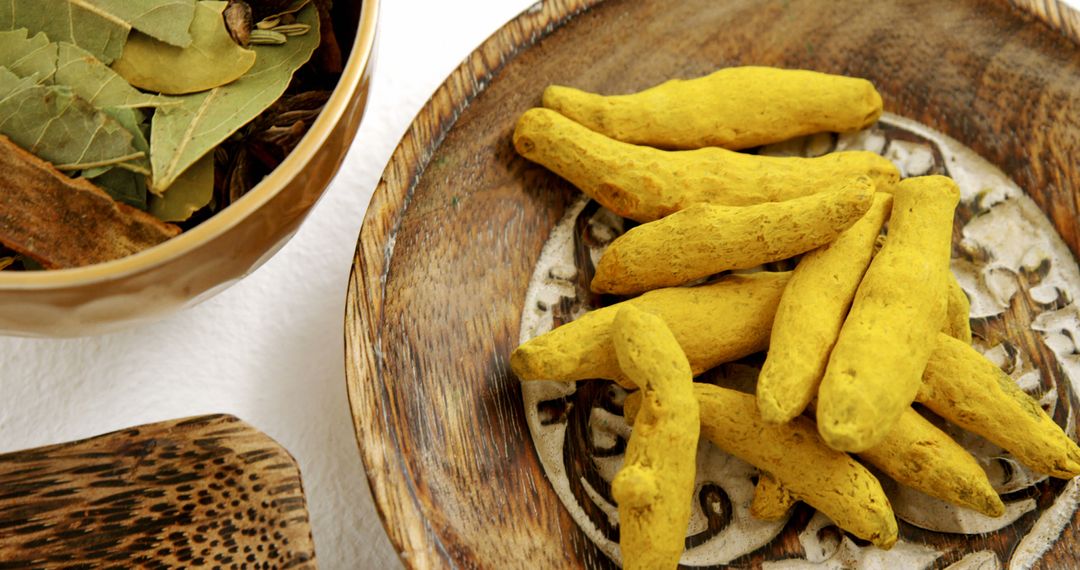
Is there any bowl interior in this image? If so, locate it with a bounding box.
[346,0,1080,567]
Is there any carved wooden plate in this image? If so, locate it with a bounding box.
[344,0,1080,568]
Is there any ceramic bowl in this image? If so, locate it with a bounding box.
[0,0,379,337]
[346,0,1080,567]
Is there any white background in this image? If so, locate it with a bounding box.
[1,1,1078,568]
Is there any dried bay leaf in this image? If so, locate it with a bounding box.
[112,1,256,95]
[0,30,160,184]
[91,167,149,210]
[0,67,148,174]
[0,135,179,269]
[149,153,213,221]
[0,0,198,65]
[1,29,161,148]
[148,3,319,193]
[85,0,197,48]
[0,0,128,64]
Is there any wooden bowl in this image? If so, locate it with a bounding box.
[0,0,379,337]
[346,0,1080,567]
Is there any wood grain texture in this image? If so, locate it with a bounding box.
[0,414,315,569]
[345,0,1080,568]
[1012,0,1080,43]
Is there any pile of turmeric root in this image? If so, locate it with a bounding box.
[509,66,1080,568]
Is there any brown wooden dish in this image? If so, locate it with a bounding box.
[345,0,1080,567]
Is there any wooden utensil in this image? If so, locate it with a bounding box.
[0,414,316,568]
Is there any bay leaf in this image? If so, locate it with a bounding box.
[148,3,319,193]
[112,1,256,95]
[149,153,214,221]
[0,28,52,77]
[0,29,165,110]
[0,134,179,269]
[90,167,149,210]
[0,0,128,64]
[84,0,197,48]
[0,31,160,182]
[0,67,147,174]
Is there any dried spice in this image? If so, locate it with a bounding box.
[224,0,254,46]
[148,3,319,193]
[112,1,257,95]
[0,135,178,268]
[0,0,340,270]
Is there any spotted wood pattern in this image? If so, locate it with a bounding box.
[0,415,315,569]
[345,0,1080,568]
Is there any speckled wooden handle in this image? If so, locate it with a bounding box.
[0,414,316,569]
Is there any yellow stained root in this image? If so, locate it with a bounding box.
[918,333,1080,479]
[757,192,893,423]
[751,472,795,521]
[627,384,897,548]
[611,306,699,570]
[511,272,790,383]
[818,176,960,452]
[512,108,900,222]
[944,273,973,344]
[591,177,875,295]
[542,67,883,151]
[860,407,1004,517]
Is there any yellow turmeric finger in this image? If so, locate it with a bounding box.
[944,273,973,344]
[751,472,795,521]
[753,406,1004,518]
[627,384,897,548]
[591,177,875,295]
[757,192,893,423]
[542,66,883,151]
[511,272,790,383]
[818,175,960,452]
[859,407,1005,517]
[611,305,699,570]
[512,108,899,223]
[918,333,1080,479]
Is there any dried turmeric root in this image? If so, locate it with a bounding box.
[818,175,960,452]
[918,333,1080,479]
[944,273,973,344]
[511,271,790,383]
[859,407,1005,517]
[611,306,699,570]
[591,177,875,295]
[757,192,893,423]
[751,472,795,520]
[512,108,900,222]
[542,66,883,151]
[753,405,1005,518]
[627,384,897,548]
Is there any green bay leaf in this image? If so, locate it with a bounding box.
[90,167,149,209]
[0,66,146,173]
[0,0,128,64]
[0,29,165,110]
[149,153,214,221]
[0,29,159,178]
[149,3,319,193]
[111,1,255,95]
[85,0,196,48]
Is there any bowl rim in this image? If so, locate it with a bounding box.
[0,0,381,290]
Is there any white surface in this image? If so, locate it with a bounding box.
[1,1,1078,568]
[0,1,534,568]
